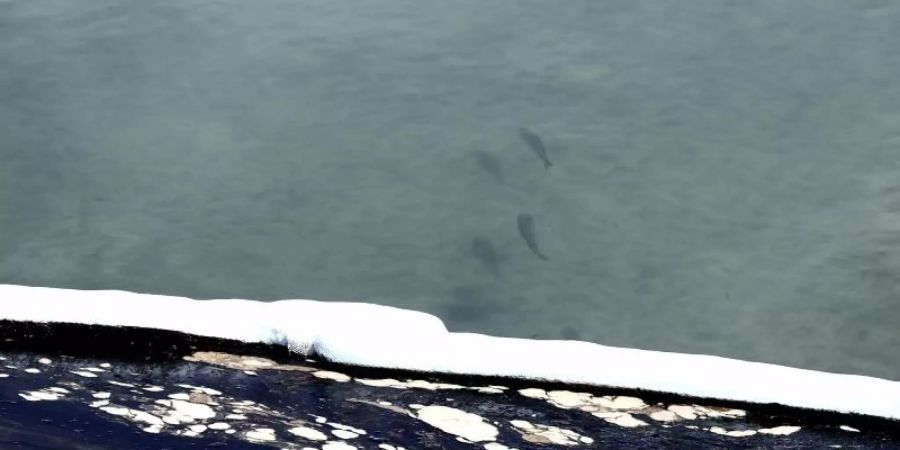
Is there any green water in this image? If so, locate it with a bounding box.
[1,0,899,379]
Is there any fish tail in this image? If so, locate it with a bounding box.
[544,160,552,170]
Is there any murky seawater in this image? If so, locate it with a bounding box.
[2,0,898,379]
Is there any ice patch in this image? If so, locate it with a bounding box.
[759,425,802,436]
[288,426,328,441]
[245,428,277,442]
[415,405,498,442]
[2,284,899,420]
[19,389,63,401]
[70,370,98,378]
[331,429,358,439]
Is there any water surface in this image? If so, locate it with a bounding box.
[2,0,899,379]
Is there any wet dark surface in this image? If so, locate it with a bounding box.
[1,321,898,449]
[0,401,269,450]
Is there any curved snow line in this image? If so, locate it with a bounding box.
[1,284,898,420]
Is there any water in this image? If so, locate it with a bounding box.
[1,0,899,380]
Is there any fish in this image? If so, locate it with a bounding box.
[518,127,552,170]
[471,235,502,277]
[516,213,549,260]
[473,149,504,184]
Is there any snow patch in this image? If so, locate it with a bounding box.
[2,284,898,420]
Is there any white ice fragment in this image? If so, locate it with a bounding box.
[170,400,216,421]
[518,388,547,399]
[709,426,757,437]
[19,391,60,401]
[331,429,358,439]
[245,428,276,442]
[667,405,698,420]
[649,410,678,422]
[596,396,646,410]
[176,384,222,395]
[759,425,801,436]
[142,425,163,434]
[328,423,366,435]
[483,443,510,450]
[547,390,591,408]
[131,410,165,427]
[70,370,98,378]
[313,370,351,382]
[322,441,357,450]
[289,426,328,441]
[416,405,498,442]
[591,412,648,428]
[100,406,131,416]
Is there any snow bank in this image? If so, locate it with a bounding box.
[1,284,898,420]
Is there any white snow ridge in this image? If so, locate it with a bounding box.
[1,284,898,420]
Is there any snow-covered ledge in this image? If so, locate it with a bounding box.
[1,284,898,420]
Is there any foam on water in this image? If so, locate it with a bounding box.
[1,284,898,420]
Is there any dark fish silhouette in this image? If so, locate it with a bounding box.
[473,149,504,184]
[517,213,549,260]
[471,235,502,277]
[518,127,552,170]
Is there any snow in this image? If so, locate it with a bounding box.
[1,284,898,420]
